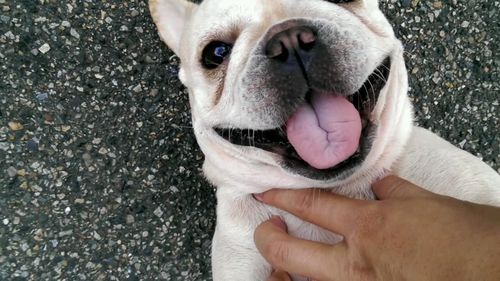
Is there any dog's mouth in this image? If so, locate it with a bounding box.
[214,58,391,180]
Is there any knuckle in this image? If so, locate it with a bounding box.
[264,238,291,268]
[292,189,318,217]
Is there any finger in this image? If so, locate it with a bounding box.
[255,188,368,234]
[267,270,292,281]
[255,217,347,281]
[372,175,434,200]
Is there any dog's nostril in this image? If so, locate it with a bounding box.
[266,40,283,59]
[299,37,315,52]
[265,26,316,62]
[266,42,290,62]
[298,30,316,52]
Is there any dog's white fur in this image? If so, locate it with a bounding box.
[149,0,500,280]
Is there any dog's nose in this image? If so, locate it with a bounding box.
[265,26,316,65]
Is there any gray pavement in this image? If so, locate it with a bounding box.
[0,0,498,280]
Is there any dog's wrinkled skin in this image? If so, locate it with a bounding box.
[149,0,500,280]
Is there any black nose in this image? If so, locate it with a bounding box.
[265,26,316,65]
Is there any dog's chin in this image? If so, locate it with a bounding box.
[213,57,391,181]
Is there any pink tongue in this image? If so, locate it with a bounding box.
[286,92,362,170]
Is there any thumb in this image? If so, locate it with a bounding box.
[373,175,434,200]
[267,270,292,281]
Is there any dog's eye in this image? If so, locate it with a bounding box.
[202,41,233,69]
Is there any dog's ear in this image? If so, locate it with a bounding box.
[149,0,197,55]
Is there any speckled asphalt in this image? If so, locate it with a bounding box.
[0,0,498,280]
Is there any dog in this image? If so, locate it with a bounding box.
[149,0,500,280]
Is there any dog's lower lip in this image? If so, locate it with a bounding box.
[213,57,391,168]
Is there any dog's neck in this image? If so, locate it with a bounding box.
[203,158,380,201]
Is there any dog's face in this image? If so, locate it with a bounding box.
[150,0,413,190]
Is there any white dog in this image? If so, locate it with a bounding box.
[149,0,500,280]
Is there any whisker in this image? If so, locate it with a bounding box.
[361,83,370,110]
[375,69,388,84]
[251,129,256,147]
[367,78,376,112]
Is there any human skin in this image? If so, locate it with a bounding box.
[254,176,500,281]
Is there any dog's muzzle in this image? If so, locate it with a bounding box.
[214,20,392,180]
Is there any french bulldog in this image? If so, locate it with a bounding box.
[149,0,500,280]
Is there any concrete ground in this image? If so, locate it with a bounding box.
[0,0,498,280]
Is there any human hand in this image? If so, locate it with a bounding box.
[254,176,500,281]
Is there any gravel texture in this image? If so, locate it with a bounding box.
[0,0,498,280]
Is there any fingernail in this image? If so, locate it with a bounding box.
[253,193,264,202]
[269,216,287,232]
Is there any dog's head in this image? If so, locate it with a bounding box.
[150,0,413,192]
